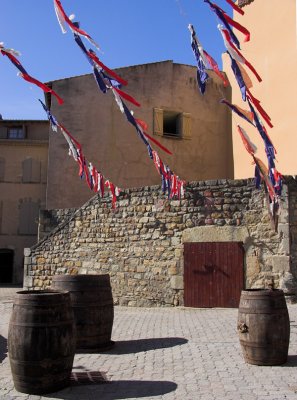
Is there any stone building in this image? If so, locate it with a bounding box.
[24,177,297,307]
[46,60,233,210]
[1,61,232,284]
[224,0,297,178]
[0,119,48,284]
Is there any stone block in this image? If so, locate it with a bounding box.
[24,248,31,257]
[171,237,181,246]
[279,272,297,294]
[153,267,162,275]
[24,256,31,266]
[170,275,184,290]
[137,266,146,273]
[82,261,94,269]
[23,275,33,289]
[268,255,291,273]
[78,268,88,274]
[168,266,178,275]
[280,238,290,255]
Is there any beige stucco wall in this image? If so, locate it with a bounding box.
[223,0,297,178]
[0,121,48,283]
[47,61,233,209]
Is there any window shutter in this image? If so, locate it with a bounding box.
[181,113,192,139]
[19,200,39,235]
[31,159,41,183]
[22,158,41,183]
[153,108,163,136]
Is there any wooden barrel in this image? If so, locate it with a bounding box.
[8,290,76,395]
[51,274,114,352]
[237,289,290,365]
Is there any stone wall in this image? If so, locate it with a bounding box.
[38,208,76,241]
[24,178,296,306]
[285,177,297,296]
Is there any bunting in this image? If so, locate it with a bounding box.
[53,0,100,50]
[246,98,275,157]
[0,43,63,105]
[218,25,262,82]
[225,50,273,127]
[224,0,244,15]
[237,125,257,155]
[220,99,255,125]
[52,1,186,201]
[188,23,228,94]
[203,0,282,229]
[204,0,250,48]
[39,99,121,208]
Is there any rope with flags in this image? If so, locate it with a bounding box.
[188,23,228,94]
[39,99,121,208]
[200,0,282,229]
[0,43,63,105]
[53,0,186,201]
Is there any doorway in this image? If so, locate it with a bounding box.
[0,249,14,284]
[184,242,244,308]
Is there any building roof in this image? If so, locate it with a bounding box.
[0,119,48,123]
[238,0,255,7]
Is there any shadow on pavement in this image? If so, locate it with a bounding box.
[45,379,178,399]
[96,337,188,355]
[0,334,7,362]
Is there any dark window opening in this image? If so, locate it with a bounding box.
[7,127,25,139]
[0,249,14,283]
[163,111,180,138]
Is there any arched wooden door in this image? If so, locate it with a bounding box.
[184,242,244,308]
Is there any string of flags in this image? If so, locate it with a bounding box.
[0,0,283,220]
[192,0,282,230]
[188,23,228,94]
[39,99,121,208]
[53,0,186,204]
[0,43,64,105]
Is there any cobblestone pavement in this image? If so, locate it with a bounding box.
[1,288,297,399]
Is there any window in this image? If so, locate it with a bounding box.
[18,199,39,235]
[163,111,180,138]
[22,158,41,183]
[153,108,192,139]
[7,126,25,139]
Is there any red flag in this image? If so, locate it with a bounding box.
[219,26,262,82]
[54,0,100,49]
[247,90,273,128]
[88,51,128,86]
[21,73,64,105]
[114,88,140,107]
[203,50,228,87]
[135,118,173,155]
[224,0,244,15]
[237,125,257,155]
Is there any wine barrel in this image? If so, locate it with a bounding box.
[51,274,114,352]
[8,290,76,395]
[237,289,290,365]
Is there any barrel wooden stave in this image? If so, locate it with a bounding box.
[8,290,76,395]
[238,289,290,366]
[51,274,114,352]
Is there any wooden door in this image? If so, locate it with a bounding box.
[184,242,244,308]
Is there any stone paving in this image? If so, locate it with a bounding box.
[1,287,297,399]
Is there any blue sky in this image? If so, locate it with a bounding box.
[0,0,232,120]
